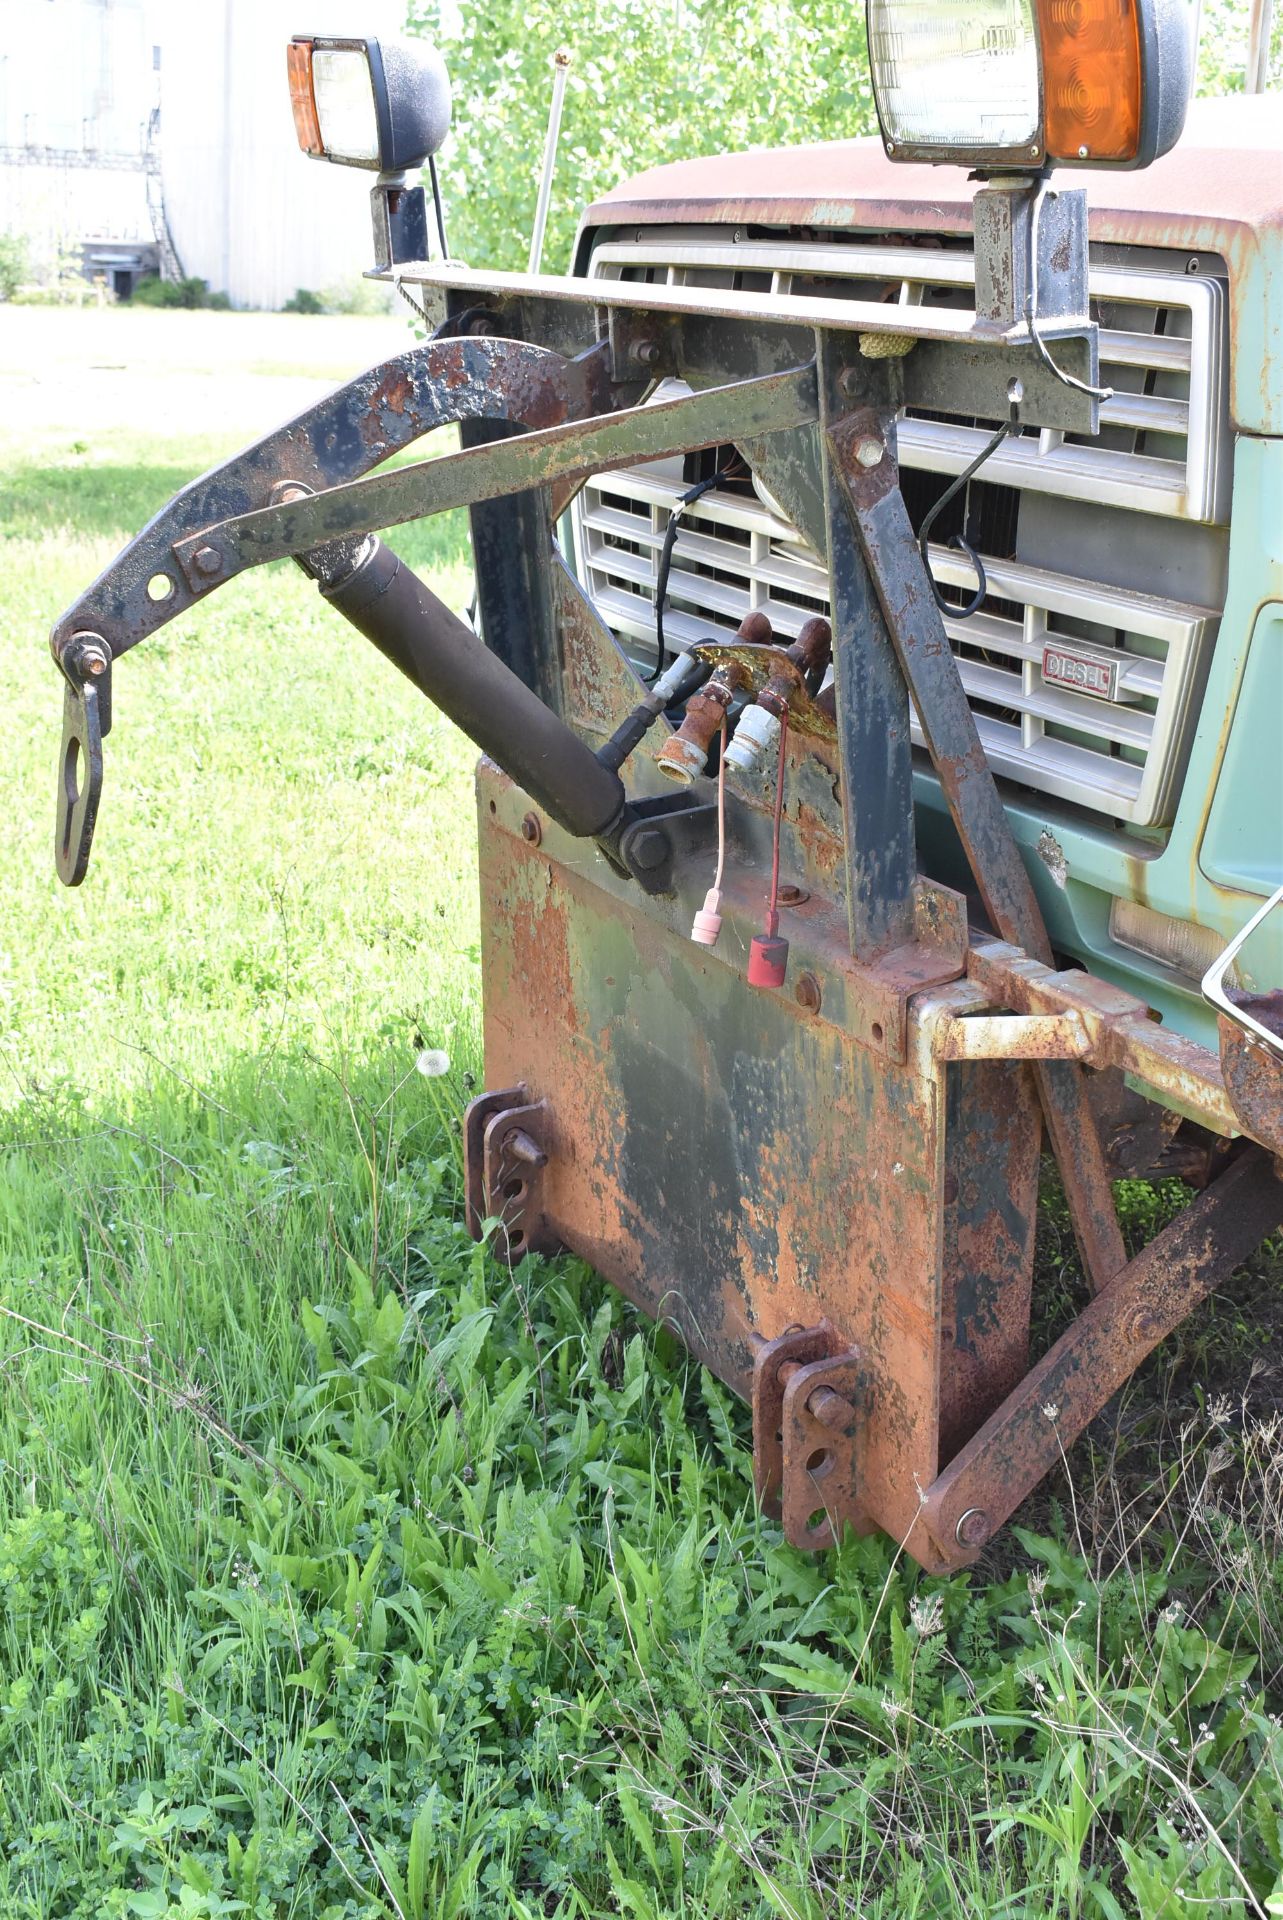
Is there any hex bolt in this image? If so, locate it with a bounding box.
[628,828,669,871]
[855,438,884,469]
[794,972,822,1015]
[193,545,223,577]
[777,884,809,906]
[633,339,662,368]
[504,1129,548,1169]
[955,1508,990,1549]
[81,642,110,677]
[520,812,542,847]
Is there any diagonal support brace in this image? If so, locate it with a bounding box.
[829,405,1128,1295]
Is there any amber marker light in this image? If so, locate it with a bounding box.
[866,0,1192,171]
[287,40,324,158]
[1037,0,1143,162]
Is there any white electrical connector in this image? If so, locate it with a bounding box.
[723,701,781,775]
[690,716,729,948]
[690,888,723,946]
[651,649,704,704]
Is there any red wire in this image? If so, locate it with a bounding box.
[766,709,788,940]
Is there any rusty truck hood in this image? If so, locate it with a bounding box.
[582,97,1283,433]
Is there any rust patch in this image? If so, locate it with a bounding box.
[371,367,414,417]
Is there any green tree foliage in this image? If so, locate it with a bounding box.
[0,230,30,302]
[408,0,877,272]
[1197,0,1283,92]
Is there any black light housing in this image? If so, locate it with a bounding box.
[288,34,452,173]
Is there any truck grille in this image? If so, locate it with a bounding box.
[572,234,1229,828]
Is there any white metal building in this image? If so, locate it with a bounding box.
[160,0,404,310]
[1,0,404,307]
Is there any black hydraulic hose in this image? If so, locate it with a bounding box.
[650,462,740,684]
[309,536,625,841]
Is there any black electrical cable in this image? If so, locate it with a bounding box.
[917,403,1018,622]
[428,155,450,261]
[649,459,743,684]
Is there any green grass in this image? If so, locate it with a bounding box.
[2,316,1283,1919]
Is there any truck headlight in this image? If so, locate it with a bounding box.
[866,0,1192,170]
[288,35,451,172]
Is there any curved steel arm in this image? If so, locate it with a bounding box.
[49,334,611,670]
[163,362,818,596]
[48,333,612,884]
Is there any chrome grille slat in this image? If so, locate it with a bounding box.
[576,233,1228,828]
[592,239,1229,524]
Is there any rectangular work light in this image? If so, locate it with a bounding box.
[288,35,451,172]
[866,0,1192,169]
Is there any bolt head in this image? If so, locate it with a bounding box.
[955,1508,989,1549]
[794,971,822,1014]
[1128,1308,1162,1343]
[82,645,110,676]
[520,812,542,846]
[193,545,223,576]
[855,438,883,469]
[634,339,661,368]
[629,828,669,871]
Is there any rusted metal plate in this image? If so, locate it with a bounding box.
[780,1348,863,1551]
[475,765,961,1546]
[751,1324,859,1537]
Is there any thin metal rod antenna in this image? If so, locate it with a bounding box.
[528,48,572,275]
[1246,0,1276,89]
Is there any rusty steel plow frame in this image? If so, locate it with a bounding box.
[50,279,1283,1575]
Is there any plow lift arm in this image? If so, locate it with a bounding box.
[49,26,1283,1569]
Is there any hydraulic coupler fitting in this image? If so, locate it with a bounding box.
[722,615,832,777]
[654,610,771,786]
[596,648,708,775]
